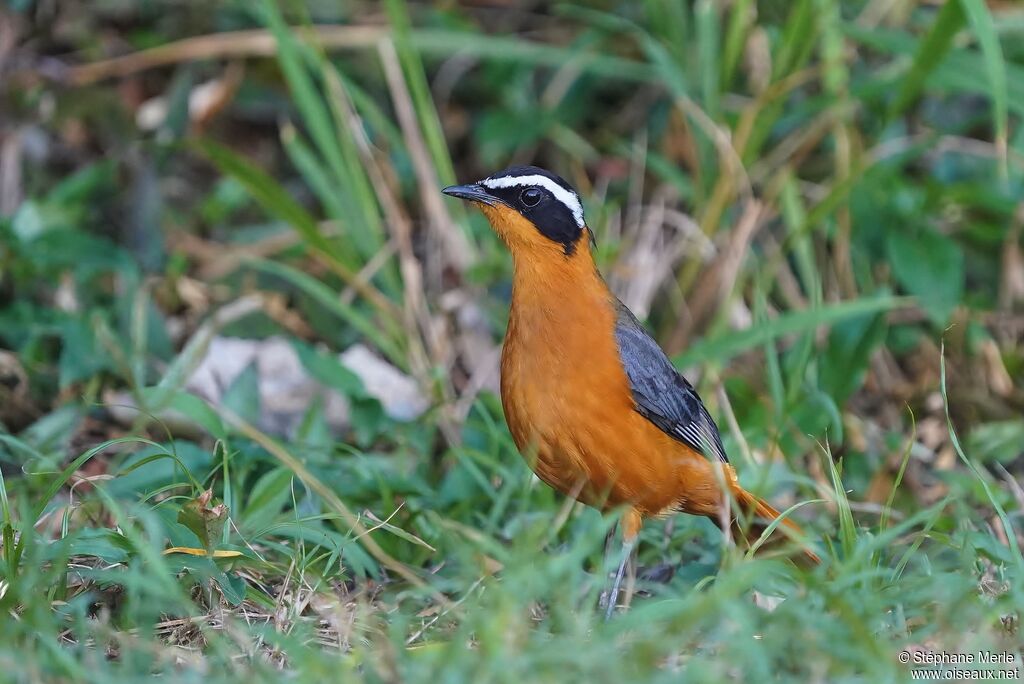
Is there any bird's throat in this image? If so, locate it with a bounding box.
[507,247,612,333]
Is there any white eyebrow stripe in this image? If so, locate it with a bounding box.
[481,174,585,227]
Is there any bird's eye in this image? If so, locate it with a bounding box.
[520,188,542,207]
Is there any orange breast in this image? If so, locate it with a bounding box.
[499,252,717,517]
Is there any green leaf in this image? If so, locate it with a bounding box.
[222,362,260,426]
[350,398,387,448]
[789,386,844,445]
[64,528,134,563]
[819,313,889,404]
[140,388,226,439]
[967,420,1024,464]
[296,396,334,458]
[241,467,294,535]
[291,340,388,447]
[107,441,210,498]
[216,569,247,606]
[58,316,114,389]
[47,160,116,206]
[19,406,82,460]
[886,228,963,325]
[291,340,367,398]
[167,393,227,439]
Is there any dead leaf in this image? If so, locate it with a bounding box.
[162,547,242,558]
[177,488,228,553]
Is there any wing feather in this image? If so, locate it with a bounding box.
[613,301,729,464]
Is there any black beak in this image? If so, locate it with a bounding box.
[442,183,498,206]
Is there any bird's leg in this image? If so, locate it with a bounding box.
[603,524,617,561]
[604,539,634,620]
[604,508,642,620]
[598,524,617,612]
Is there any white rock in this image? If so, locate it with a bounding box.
[143,336,431,437]
[339,344,430,422]
[185,336,260,404]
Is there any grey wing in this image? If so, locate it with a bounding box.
[613,301,729,464]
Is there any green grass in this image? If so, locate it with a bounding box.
[1,0,1023,681]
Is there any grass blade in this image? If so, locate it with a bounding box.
[196,139,349,267]
[247,258,407,369]
[676,296,907,367]
[889,0,966,117]
[940,343,1022,568]
[957,0,1009,176]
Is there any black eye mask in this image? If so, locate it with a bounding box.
[479,166,585,255]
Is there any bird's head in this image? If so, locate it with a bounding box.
[443,165,591,259]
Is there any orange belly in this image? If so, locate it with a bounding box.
[501,378,719,516]
[499,277,723,518]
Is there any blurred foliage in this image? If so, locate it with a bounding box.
[0,0,1023,681]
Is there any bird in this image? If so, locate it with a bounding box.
[442,165,819,618]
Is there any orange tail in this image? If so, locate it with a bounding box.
[731,486,821,566]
